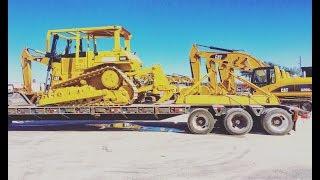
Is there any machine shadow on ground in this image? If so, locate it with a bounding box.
[8,120,268,136]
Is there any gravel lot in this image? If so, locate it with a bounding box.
[8,116,312,180]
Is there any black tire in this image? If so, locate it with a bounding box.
[223,108,253,135]
[187,108,216,134]
[261,108,293,135]
[301,101,312,112]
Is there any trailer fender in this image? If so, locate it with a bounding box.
[248,105,265,116]
[211,105,226,116]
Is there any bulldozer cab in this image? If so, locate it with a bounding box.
[46,25,133,60]
[42,26,143,86]
[251,67,275,87]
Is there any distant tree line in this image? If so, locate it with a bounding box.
[238,61,302,78]
[264,61,302,76]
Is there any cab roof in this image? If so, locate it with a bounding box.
[47,25,131,39]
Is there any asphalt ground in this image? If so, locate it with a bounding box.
[8,116,312,180]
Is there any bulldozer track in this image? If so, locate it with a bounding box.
[52,65,108,89]
[53,96,105,106]
[50,65,138,106]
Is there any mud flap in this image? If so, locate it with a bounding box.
[292,110,299,131]
[293,120,297,131]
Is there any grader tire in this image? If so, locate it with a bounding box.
[261,108,293,135]
[187,108,216,134]
[223,108,253,135]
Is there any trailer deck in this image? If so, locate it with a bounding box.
[9,104,307,135]
[8,104,193,121]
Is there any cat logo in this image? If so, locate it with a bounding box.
[214,54,223,59]
[281,88,289,92]
[53,76,60,81]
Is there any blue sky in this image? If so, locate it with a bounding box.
[8,0,312,82]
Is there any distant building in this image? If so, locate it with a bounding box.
[32,79,41,92]
[301,67,312,77]
[9,82,23,89]
[9,79,45,92]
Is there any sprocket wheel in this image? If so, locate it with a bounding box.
[101,69,123,89]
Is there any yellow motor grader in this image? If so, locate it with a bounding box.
[19,25,177,106]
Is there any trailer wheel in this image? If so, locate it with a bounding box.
[187,108,216,134]
[224,108,253,135]
[261,108,293,135]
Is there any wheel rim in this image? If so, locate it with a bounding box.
[268,113,289,133]
[271,117,283,126]
[191,114,209,131]
[228,114,249,133]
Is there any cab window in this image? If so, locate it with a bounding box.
[252,69,267,84]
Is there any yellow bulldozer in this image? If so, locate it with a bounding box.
[20,25,177,106]
[185,44,312,111]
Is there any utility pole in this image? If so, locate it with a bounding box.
[299,56,302,69]
[298,56,303,77]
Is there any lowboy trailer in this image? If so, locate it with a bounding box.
[8,104,304,135]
